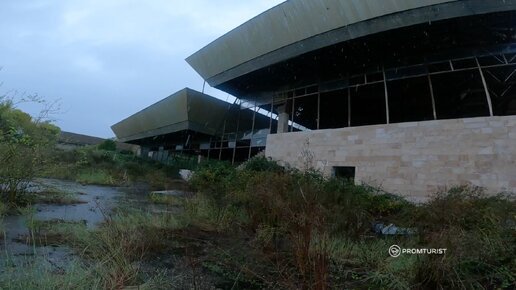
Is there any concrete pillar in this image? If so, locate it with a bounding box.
[277,104,289,133]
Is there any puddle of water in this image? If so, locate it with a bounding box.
[0,178,188,272]
[33,179,122,228]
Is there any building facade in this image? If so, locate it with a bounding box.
[111,88,274,164]
[187,0,516,198]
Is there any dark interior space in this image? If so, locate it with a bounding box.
[219,10,516,98]
[387,76,435,123]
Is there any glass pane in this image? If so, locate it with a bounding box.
[431,70,490,119]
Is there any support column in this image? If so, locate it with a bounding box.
[269,96,274,133]
[276,104,289,133]
[231,106,241,165]
[207,137,212,159]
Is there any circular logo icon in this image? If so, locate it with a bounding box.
[389,245,402,258]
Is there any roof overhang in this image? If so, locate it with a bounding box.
[186,0,515,91]
[111,88,232,143]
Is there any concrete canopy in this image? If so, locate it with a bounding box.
[186,0,515,94]
[111,88,232,143]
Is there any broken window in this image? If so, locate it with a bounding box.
[431,69,490,119]
[292,94,318,130]
[478,54,506,66]
[385,64,427,80]
[333,166,356,181]
[452,58,476,70]
[506,53,516,64]
[350,83,387,126]
[319,89,349,129]
[387,76,435,123]
[428,61,452,73]
[483,65,516,116]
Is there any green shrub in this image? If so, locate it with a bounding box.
[0,98,60,205]
[148,192,183,206]
[189,161,235,199]
[242,156,284,173]
[187,166,391,287]
[366,192,414,219]
[185,163,516,289]
[97,139,117,151]
[412,186,516,289]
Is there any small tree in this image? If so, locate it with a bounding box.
[0,96,60,204]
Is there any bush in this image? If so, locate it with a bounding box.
[189,161,235,199]
[185,165,516,289]
[97,139,117,151]
[187,166,394,287]
[242,156,284,173]
[40,145,183,189]
[411,186,516,289]
[0,99,60,204]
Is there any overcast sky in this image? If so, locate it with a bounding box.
[0,0,285,138]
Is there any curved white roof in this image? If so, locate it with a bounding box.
[187,0,515,87]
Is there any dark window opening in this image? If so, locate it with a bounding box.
[306,85,318,94]
[385,65,428,80]
[233,148,250,163]
[484,65,516,116]
[432,70,490,119]
[333,166,356,181]
[428,61,452,73]
[270,116,279,134]
[350,75,365,86]
[478,55,505,66]
[452,58,477,69]
[388,76,435,123]
[319,89,349,129]
[350,83,387,126]
[366,72,383,82]
[506,53,516,64]
[293,95,318,130]
[295,88,306,97]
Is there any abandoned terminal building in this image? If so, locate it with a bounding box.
[113,0,516,199]
[111,88,275,162]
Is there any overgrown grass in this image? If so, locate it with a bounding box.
[148,192,184,206]
[40,147,188,189]
[3,156,514,289]
[0,254,174,290]
[184,157,516,289]
[76,169,116,186]
[0,208,186,289]
[31,189,86,205]
[0,201,7,217]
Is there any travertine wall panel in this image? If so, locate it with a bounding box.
[265,116,516,200]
